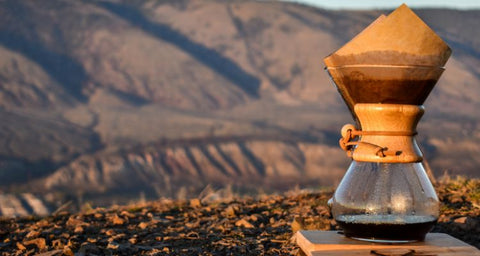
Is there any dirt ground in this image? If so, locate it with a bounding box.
[0,177,479,255]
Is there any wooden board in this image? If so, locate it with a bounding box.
[294,231,480,256]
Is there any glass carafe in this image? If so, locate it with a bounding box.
[331,161,439,242]
[326,65,445,242]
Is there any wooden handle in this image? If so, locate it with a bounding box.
[350,103,424,163]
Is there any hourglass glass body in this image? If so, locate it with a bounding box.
[327,65,444,242]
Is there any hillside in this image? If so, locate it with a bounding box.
[0,0,479,214]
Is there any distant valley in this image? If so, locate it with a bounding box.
[0,0,479,216]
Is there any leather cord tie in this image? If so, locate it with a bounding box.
[339,124,417,158]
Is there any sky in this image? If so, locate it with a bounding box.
[284,0,480,10]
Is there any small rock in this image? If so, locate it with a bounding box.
[74,226,84,233]
[105,229,115,236]
[25,230,40,239]
[51,239,63,249]
[185,221,199,229]
[107,242,119,250]
[190,198,202,207]
[24,238,46,250]
[120,210,135,218]
[138,222,148,230]
[186,231,200,239]
[66,216,87,228]
[109,214,125,225]
[16,242,26,251]
[235,219,254,228]
[225,206,236,217]
[87,238,97,243]
[35,219,49,228]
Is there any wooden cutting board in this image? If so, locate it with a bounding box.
[294,231,480,256]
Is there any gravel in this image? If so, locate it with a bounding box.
[1,177,478,255]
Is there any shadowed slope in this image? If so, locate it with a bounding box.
[0,0,89,103]
[0,32,87,103]
[97,1,261,97]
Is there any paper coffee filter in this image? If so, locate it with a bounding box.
[324,4,451,67]
[324,15,386,67]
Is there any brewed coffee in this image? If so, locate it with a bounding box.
[336,214,437,242]
[341,79,437,105]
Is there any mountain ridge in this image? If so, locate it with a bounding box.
[0,0,479,214]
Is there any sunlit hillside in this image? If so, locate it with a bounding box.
[0,0,479,215]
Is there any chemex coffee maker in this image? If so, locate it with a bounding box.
[325,4,451,242]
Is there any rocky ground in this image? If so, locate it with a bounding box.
[0,177,479,255]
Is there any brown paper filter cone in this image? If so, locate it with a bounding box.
[324,4,451,67]
[324,14,386,67]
